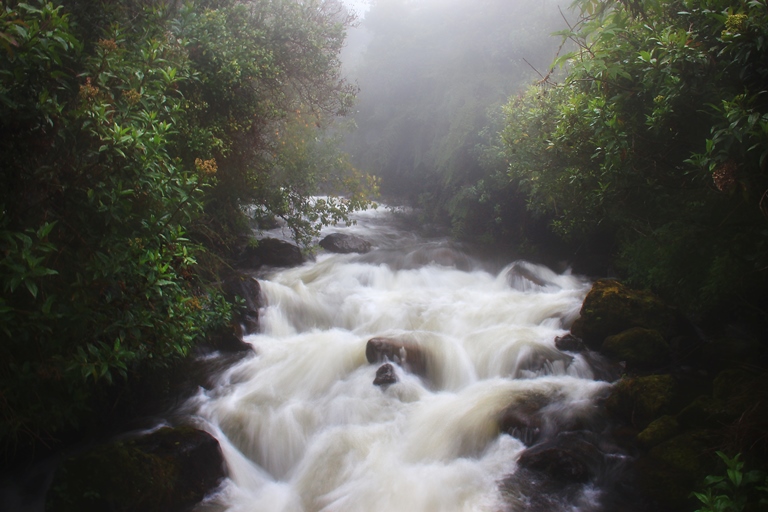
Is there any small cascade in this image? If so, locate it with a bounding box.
[188,207,634,512]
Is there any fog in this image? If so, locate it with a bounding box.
[339,0,571,205]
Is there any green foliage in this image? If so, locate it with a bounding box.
[692,452,768,512]
[0,0,370,449]
[500,0,768,317]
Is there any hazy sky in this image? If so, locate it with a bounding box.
[342,0,370,17]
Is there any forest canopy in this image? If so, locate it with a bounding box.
[0,0,370,447]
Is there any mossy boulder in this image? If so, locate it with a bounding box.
[637,414,680,448]
[677,394,735,430]
[601,327,670,369]
[571,280,679,350]
[636,430,717,511]
[605,374,678,429]
[47,426,226,512]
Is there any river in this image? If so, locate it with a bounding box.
[187,206,632,512]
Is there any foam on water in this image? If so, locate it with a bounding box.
[190,207,610,512]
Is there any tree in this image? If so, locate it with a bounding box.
[501,0,768,318]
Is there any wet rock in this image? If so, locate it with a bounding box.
[636,415,680,448]
[601,327,670,369]
[222,273,262,337]
[239,237,304,268]
[510,343,575,378]
[507,261,556,289]
[319,232,372,254]
[373,363,397,388]
[47,426,226,512]
[571,280,679,350]
[497,393,550,445]
[517,431,605,483]
[604,374,678,429]
[555,333,585,352]
[365,337,428,378]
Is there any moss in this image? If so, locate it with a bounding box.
[637,414,680,448]
[677,394,734,430]
[637,430,718,510]
[571,280,678,350]
[602,327,670,369]
[46,427,224,512]
[605,374,677,429]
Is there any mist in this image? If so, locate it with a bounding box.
[340,0,571,209]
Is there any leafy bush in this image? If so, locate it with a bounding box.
[693,452,768,512]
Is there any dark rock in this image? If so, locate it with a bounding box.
[604,374,678,429]
[365,337,428,378]
[47,426,226,512]
[497,393,549,445]
[222,274,262,337]
[319,232,372,254]
[373,363,397,388]
[239,238,304,268]
[517,431,605,483]
[571,280,679,350]
[676,394,734,429]
[555,333,586,352]
[636,430,717,511]
[601,327,670,369]
[636,415,680,448]
[507,261,556,289]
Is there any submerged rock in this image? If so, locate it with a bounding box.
[571,280,679,350]
[373,363,397,388]
[365,337,428,378]
[47,426,225,512]
[516,431,606,484]
[554,333,586,352]
[319,232,372,254]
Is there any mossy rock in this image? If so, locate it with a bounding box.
[601,327,670,369]
[677,394,735,430]
[637,414,680,448]
[637,430,718,510]
[605,374,677,429]
[571,280,679,350]
[47,426,225,512]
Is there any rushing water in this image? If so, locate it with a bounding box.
[188,207,626,512]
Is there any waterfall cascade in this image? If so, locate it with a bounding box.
[188,207,629,512]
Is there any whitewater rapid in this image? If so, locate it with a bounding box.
[188,207,612,512]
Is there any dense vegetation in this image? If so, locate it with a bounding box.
[0,0,370,452]
[347,0,768,327]
[498,0,768,321]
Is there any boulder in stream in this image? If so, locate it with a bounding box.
[319,232,372,254]
[570,279,679,350]
[238,237,304,268]
[365,337,428,378]
[373,363,398,388]
[46,426,226,512]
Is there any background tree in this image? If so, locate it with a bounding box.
[342,0,568,237]
[500,0,768,322]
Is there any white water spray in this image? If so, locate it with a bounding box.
[190,207,611,512]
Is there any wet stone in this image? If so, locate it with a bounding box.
[373,363,397,388]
